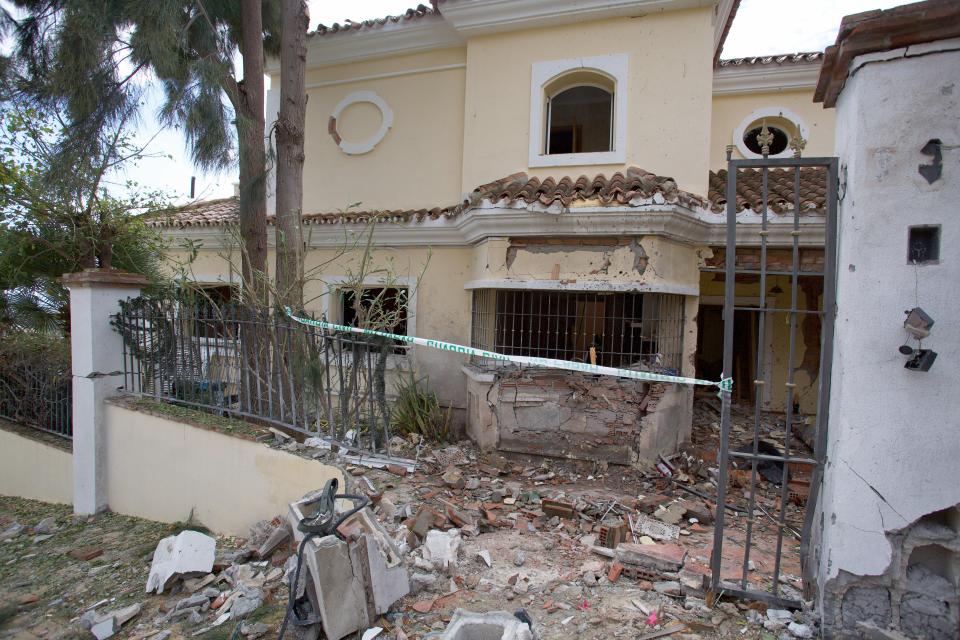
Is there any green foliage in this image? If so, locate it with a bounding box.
[6,0,280,173]
[0,105,169,335]
[392,371,450,443]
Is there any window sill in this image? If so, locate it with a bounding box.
[528,149,625,168]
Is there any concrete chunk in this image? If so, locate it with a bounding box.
[615,542,686,573]
[422,530,461,571]
[303,535,371,640]
[439,609,533,640]
[145,531,216,594]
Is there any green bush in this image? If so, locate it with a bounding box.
[391,371,450,443]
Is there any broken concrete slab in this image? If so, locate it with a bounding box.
[256,522,291,558]
[90,617,115,640]
[633,513,680,542]
[615,542,686,573]
[145,530,216,594]
[422,529,461,571]
[349,533,410,615]
[33,517,57,535]
[438,609,533,640]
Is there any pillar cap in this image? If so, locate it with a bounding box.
[60,268,149,289]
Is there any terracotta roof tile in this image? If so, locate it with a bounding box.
[718,51,824,67]
[469,167,706,210]
[312,3,439,36]
[153,166,830,229]
[707,167,828,214]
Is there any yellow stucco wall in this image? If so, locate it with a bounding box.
[290,48,467,213]
[709,89,836,170]
[103,402,344,536]
[0,424,73,505]
[461,9,714,198]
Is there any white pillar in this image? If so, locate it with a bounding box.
[62,269,147,515]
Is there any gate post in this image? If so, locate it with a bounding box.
[62,269,147,515]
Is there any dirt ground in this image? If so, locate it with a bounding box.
[0,396,818,640]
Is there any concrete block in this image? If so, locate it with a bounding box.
[349,533,410,615]
[146,531,216,594]
[439,609,533,640]
[302,535,371,640]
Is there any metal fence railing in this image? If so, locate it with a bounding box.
[112,296,402,461]
[0,336,73,439]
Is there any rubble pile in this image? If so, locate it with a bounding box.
[0,397,820,640]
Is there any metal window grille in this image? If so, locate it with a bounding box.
[470,289,684,372]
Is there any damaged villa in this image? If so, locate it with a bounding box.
[0,1,958,640]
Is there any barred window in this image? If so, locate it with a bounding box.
[470,290,684,372]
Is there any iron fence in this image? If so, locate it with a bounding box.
[0,335,73,438]
[112,296,400,459]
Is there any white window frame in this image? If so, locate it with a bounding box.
[317,276,418,363]
[733,107,809,160]
[529,54,628,168]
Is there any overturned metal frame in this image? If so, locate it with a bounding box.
[709,154,838,607]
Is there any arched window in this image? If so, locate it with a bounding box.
[546,85,613,155]
[529,55,627,167]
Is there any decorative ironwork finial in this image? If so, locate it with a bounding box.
[756,120,774,157]
[790,134,807,159]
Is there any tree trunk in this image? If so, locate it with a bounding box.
[237,0,269,307]
[274,0,308,311]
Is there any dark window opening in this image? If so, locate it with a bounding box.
[471,289,683,371]
[341,287,409,353]
[546,86,613,154]
[908,225,940,264]
[188,284,237,339]
[744,125,789,156]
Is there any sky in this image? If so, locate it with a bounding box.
[116,0,907,203]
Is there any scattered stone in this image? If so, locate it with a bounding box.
[513,551,525,567]
[788,622,813,638]
[33,534,53,543]
[422,530,461,571]
[33,517,57,535]
[90,617,116,640]
[146,530,216,594]
[176,594,209,610]
[477,550,492,568]
[256,523,291,559]
[653,581,682,596]
[767,609,794,622]
[0,522,23,541]
[110,602,142,627]
[231,586,264,620]
[442,466,464,489]
[465,477,481,490]
[410,573,438,595]
[241,622,269,639]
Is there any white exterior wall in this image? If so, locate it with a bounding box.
[818,43,960,589]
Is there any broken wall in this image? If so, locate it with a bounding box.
[815,42,960,638]
[464,367,692,466]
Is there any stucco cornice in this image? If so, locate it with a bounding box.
[713,61,822,95]
[164,207,824,250]
[294,17,464,70]
[440,0,715,37]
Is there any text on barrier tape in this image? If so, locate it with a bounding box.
[284,307,732,390]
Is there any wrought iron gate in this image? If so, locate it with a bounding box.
[708,147,838,607]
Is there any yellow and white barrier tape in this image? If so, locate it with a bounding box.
[284,307,732,391]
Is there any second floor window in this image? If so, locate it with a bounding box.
[546,85,613,155]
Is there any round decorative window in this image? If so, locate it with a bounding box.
[743,125,789,156]
[733,107,808,160]
[328,91,393,155]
